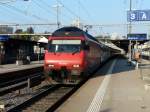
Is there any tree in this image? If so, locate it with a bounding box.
[15,29,23,33]
[26,27,34,34]
[13,29,29,40]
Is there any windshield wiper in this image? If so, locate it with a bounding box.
[72,50,79,55]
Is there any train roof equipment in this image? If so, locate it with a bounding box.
[50,26,123,53]
[51,26,99,42]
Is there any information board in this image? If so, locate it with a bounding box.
[127,33,147,40]
[127,10,150,21]
[0,35,9,41]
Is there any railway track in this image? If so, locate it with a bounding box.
[0,72,43,96]
[7,84,77,112]
[0,69,45,112]
[1,57,116,112]
[0,66,43,85]
[1,74,88,112]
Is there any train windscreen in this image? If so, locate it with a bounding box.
[48,40,81,53]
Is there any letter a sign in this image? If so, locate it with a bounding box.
[127,10,150,21]
[141,12,147,20]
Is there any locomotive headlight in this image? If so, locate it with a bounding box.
[73,64,80,68]
[48,64,54,67]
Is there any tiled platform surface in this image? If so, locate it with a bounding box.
[56,58,150,112]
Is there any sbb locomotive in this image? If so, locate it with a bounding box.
[44,26,120,83]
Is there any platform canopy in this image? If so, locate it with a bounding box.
[38,36,48,43]
[0,35,9,41]
[111,39,149,53]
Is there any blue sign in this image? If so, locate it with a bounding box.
[127,33,147,40]
[127,10,150,21]
[0,35,9,41]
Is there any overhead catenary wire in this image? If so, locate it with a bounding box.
[32,0,56,18]
[53,0,76,25]
[57,0,77,17]
[0,0,90,27]
[27,0,65,26]
[57,0,89,25]
[0,2,50,23]
[79,0,95,24]
[76,0,90,25]
[39,0,58,17]
[41,0,70,21]
[35,0,72,26]
[0,3,33,23]
[0,0,17,4]
[0,0,72,27]
[58,0,78,18]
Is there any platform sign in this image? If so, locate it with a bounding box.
[127,10,150,21]
[127,33,147,40]
[0,35,9,41]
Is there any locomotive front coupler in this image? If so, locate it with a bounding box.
[60,67,68,79]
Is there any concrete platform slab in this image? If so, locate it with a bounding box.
[56,59,116,112]
[0,61,43,74]
[100,59,150,112]
[56,58,150,112]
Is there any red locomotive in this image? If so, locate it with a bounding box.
[44,26,120,83]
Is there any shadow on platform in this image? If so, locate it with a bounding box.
[100,108,111,112]
[92,58,135,78]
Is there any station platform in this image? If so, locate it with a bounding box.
[56,58,150,112]
[0,60,44,74]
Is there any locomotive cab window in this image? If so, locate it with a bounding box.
[81,41,90,51]
[48,40,81,53]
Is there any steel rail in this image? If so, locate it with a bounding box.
[0,73,43,96]
[6,56,117,112]
[7,77,89,112]
[7,84,61,112]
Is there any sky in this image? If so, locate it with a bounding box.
[0,0,150,36]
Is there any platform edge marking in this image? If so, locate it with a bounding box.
[86,60,116,112]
